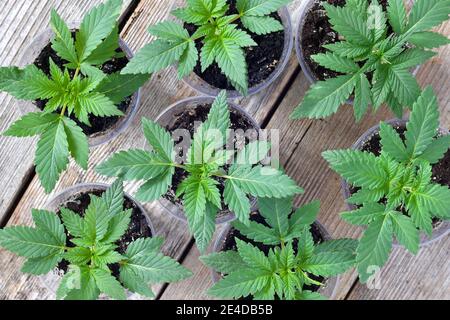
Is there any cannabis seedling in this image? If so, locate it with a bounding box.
[323,86,450,282]
[0,180,192,300]
[201,197,357,300]
[96,91,302,253]
[0,0,149,193]
[121,0,291,95]
[292,0,450,121]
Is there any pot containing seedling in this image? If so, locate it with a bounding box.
[96,91,303,254]
[201,197,358,300]
[292,0,450,121]
[121,0,294,97]
[0,0,151,194]
[323,86,450,283]
[0,180,192,300]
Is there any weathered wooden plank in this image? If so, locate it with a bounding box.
[0,0,304,299]
[0,0,133,224]
[161,15,450,301]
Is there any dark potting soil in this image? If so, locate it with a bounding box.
[300,0,389,81]
[222,212,327,297]
[56,190,152,279]
[185,0,284,91]
[349,124,450,228]
[163,104,257,216]
[33,34,132,137]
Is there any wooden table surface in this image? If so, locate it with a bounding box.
[0,0,449,300]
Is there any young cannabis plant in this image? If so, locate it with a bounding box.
[0,180,192,300]
[0,0,149,193]
[323,86,450,282]
[291,0,450,121]
[121,0,291,95]
[201,197,357,300]
[96,91,302,253]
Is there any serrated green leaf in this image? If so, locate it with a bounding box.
[50,9,78,65]
[200,250,247,275]
[387,0,407,34]
[353,73,371,122]
[142,117,175,162]
[232,220,281,245]
[92,268,126,300]
[420,135,450,164]
[75,0,122,63]
[3,112,59,137]
[406,0,450,34]
[405,86,440,158]
[302,251,355,277]
[178,40,198,78]
[312,52,359,74]
[223,179,252,223]
[341,203,386,225]
[287,200,320,238]
[390,213,419,254]
[258,197,290,237]
[192,202,217,253]
[389,67,420,107]
[32,209,66,244]
[238,0,290,17]
[323,42,369,58]
[240,15,283,35]
[62,117,89,170]
[120,267,155,298]
[102,209,131,244]
[408,31,450,48]
[83,195,111,243]
[95,72,149,104]
[125,237,165,258]
[235,140,270,166]
[379,122,409,162]
[392,48,436,70]
[291,74,357,119]
[314,238,358,255]
[21,254,63,275]
[236,238,272,272]
[135,167,174,202]
[84,25,120,66]
[77,92,123,118]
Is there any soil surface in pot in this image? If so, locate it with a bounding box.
[300,0,389,81]
[221,212,327,298]
[33,33,132,137]
[185,0,284,91]
[163,103,257,217]
[349,124,449,228]
[56,189,152,279]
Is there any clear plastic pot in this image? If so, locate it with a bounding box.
[18,22,141,148]
[173,1,293,98]
[39,183,156,300]
[341,119,450,247]
[155,96,261,224]
[210,219,340,300]
[295,0,418,86]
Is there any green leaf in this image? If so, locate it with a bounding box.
[227,166,303,198]
[222,179,251,224]
[235,140,270,166]
[390,213,419,254]
[125,237,165,258]
[96,149,170,181]
[77,92,123,118]
[341,203,386,226]
[288,200,320,237]
[302,251,355,277]
[379,122,409,162]
[200,251,247,274]
[3,112,59,137]
[62,117,89,170]
[408,31,450,48]
[406,0,450,34]
[296,290,327,300]
[324,3,372,45]
[258,197,290,237]
[405,86,440,158]
[84,25,120,65]
[291,74,357,119]
[323,149,388,189]
[62,266,100,300]
[236,238,272,272]
[387,0,407,34]
[50,9,78,65]
[32,209,66,244]
[208,269,270,299]
[314,238,358,255]
[149,21,190,40]
[183,178,207,231]
[95,72,149,104]
[323,42,369,58]
[122,251,192,284]
[121,39,189,74]
[295,228,314,262]
[119,267,155,298]
[75,0,122,63]
[21,254,62,275]
[312,52,359,74]
[83,196,111,243]
[0,226,65,259]
[92,268,126,300]
[35,118,69,193]
[142,117,175,162]
[231,220,281,245]
[371,64,392,109]
[238,0,290,17]
[414,184,450,220]
[420,135,450,164]
[192,202,217,254]
[202,90,230,147]
[178,40,198,78]
[135,167,174,202]
[356,215,393,283]
[389,67,420,107]
[102,209,131,244]
[392,48,436,70]
[64,247,92,265]
[240,16,283,35]
[353,73,371,122]
[214,38,248,95]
